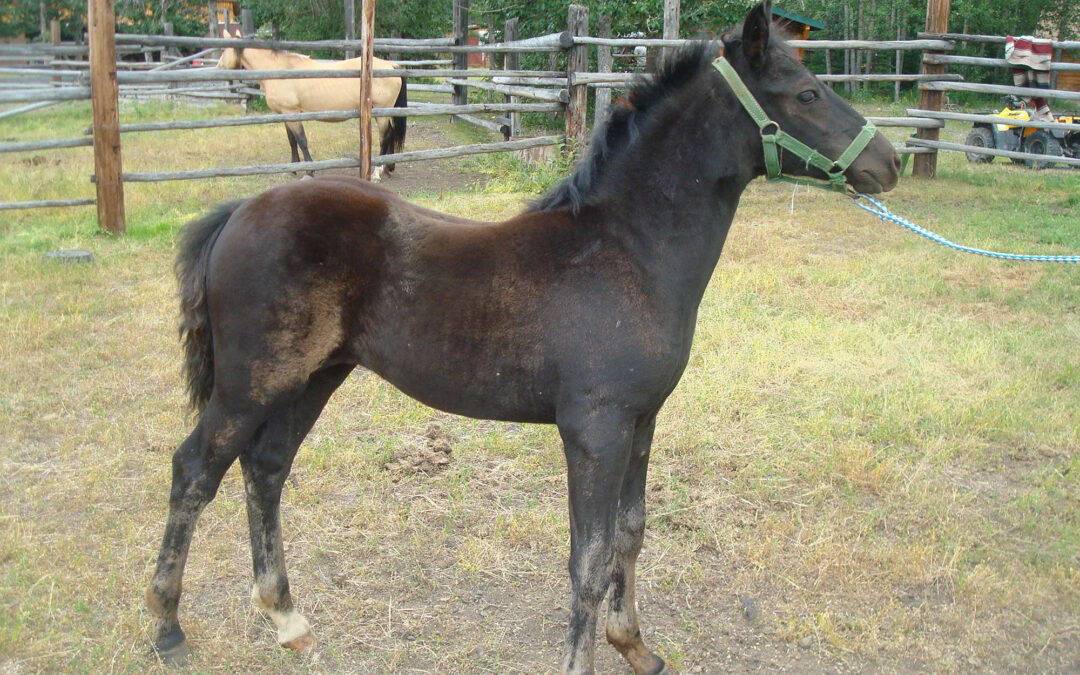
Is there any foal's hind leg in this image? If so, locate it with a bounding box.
[146,401,265,662]
[605,415,666,675]
[240,365,352,650]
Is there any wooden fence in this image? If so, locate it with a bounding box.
[3,3,1078,233]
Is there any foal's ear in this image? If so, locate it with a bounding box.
[741,1,772,69]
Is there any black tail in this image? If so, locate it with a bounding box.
[380,78,407,173]
[174,200,246,412]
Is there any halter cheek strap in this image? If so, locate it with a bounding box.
[711,55,878,192]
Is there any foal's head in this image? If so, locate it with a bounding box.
[718,2,900,193]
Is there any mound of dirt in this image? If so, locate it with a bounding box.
[383,423,453,477]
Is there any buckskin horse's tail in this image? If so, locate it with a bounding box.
[381,78,407,173]
[174,200,245,413]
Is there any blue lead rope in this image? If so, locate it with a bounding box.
[850,192,1080,264]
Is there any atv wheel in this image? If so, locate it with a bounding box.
[964,126,995,163]
[1023,130,1065,170]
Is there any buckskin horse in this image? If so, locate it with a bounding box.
[148,5,900,673]
[216,29,407,182]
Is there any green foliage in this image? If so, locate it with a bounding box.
[470,144,574,194]
[243,0,453,42]
[7,1,209,41]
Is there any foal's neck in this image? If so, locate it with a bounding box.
[598,99,756,302]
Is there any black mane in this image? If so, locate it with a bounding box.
[531,42,717,214]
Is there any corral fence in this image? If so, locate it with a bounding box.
[2,0,1078,234]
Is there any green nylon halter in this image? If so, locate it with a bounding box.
[712,56,877,192]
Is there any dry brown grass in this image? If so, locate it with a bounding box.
[1,102,1079,673]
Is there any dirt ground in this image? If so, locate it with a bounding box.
[325,120,493,198]
[373,123,491,197]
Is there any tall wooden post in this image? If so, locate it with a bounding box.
[913,0,949,178]
[452,0,469,108]
[503,17,520,138]
[344,0,356,59]
[89,0,125,234]
[662,0,680,64]
[357,0,374,180]
[565,4,588,151]
[50,19,61,85]
[241,9,254,37]
[595,15,612,128]
[207,1,218,37]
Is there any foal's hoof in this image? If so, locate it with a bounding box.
[281,631,316,651]
[157,640,192,665]
[152,624,191,665]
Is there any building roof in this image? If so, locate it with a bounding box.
[772,7,825,31]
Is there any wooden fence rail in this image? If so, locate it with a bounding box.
[923,53,1080,72]
[907,138,1080,167]
[113,136,561,183]
[919,81,1080,102]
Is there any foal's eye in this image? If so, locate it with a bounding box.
[797,90,818,104]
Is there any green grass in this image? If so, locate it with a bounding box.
[0,100,1079,673]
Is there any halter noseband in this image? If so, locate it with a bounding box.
[712,55,877,192]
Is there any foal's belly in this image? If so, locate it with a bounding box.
[360,342,558,424]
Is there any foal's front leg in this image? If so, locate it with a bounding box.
[558,406,636,675]
[606,415,666,675]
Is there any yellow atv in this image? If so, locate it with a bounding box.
[965,96,1080,169]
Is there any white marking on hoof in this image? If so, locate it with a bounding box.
[251,583,314,649]
[276,611,313,648]
[371,166,384,183]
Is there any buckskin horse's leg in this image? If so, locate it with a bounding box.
[558,406,635,675]
[146,401,263,663]
[606,414,666,675]
[285,123,301,164]
[239,365,352,650]
[370,117,390,183]
[284,121,314,177]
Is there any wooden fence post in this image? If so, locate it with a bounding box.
[207,1,218,37]
[452,0,469,108]
[163,22,180,59]
[595,15,612,128]
[503,17,520,138]
[241,9,254,37]
[50,19,61,85]
[913,0,950,178]
[565,4,588,151]
[89,0,125,234]
[344,0,355,59]
[358,0,374,179]
[663,0,680,64]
